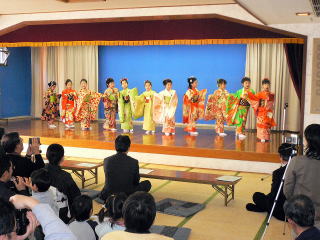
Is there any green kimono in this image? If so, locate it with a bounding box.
[134,90,156,131]
[226,88,255,134]
[118,88,138,130]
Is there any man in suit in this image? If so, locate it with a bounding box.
[246,143,295,221]
[100,135,151,201]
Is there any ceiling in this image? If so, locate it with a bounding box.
[237,0,320,24]
[0,0,235,15]
[0,0,318,24]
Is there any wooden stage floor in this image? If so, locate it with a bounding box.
[2,119,282,163]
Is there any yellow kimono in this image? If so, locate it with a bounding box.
[134,90,156,131]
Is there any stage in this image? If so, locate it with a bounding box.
[2,119,282,163]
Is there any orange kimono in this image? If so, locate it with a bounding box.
[248,91,276,141]
[75,89,102,129]
[61,89,77,126]
[182,88,207,133]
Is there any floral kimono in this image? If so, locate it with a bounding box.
[133,90,156,131]
[153,89,178,134]
[41,89,61,123]
[182,88,207,133]
[74,89,102,129]
[118,88,138,131]
[204,88,229,133]
[248,91,276,140]
[226,88,255,135]
[102,88,118,130]
[61,89,77,126]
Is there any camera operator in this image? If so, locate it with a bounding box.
[284,124,320,229]
[246,143,294,221]
[1,132,44,178]
[0,195,76,240]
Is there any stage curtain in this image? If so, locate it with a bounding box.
[31,46,98,118]
[245,43,300,132]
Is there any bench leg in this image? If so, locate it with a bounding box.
[212,184,235,207]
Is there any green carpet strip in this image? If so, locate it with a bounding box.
[253,216,268,240]
[176,171,241,228]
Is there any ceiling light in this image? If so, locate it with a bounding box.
[296,12,311,16]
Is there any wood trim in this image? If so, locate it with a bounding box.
[0,13,306,39]
[21,135,279,163]
[300,39,308,140]
[234,0,267,25]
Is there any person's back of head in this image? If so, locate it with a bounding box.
[46,144,64,166]
[30,168,51,192]
[284,194,315,228]
[72,195,93,222]
[98,192,127,226]
[304,124,320,160]
[0,199,16,238]
[278,143,296,162]
[1,132,21,154]
[0,156,12,182]
[115,135,131,153]
[122,191,156,233]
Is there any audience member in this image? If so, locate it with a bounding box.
[284,124,320,228]
[96,193,127,238]
[102,191,173,240]
[69,195,98,240]
[1,132,44,178]
[45,143,81,224]
[246,143,294,220]
[100,135,151,201]
[284,195,320,240]
[0,156,28,202]
[0,194,77,240]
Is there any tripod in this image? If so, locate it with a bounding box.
[260,153,294,240]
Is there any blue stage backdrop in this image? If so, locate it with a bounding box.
[0,47,31,118]
[98,44,246,124]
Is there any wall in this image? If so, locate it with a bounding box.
[0,47,32,118]
[270,23,320,129]
[98,44,247,123]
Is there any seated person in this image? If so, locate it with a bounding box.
[1,194,77,240]
[69,195,98,240]
[45,143,81,224]
[246,143,295,221]
[96,193,127,238]
[0,156,29,202]
[1,132,44,178]
[284,194,320,240]
[102,191,173,240]
[100,135,151,201]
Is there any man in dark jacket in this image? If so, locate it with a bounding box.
[1,132,44,178]
[100,135,151,201]
[45,143,81,224]
[246,143,295,221]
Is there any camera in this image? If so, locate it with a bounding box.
[16,209,30,236]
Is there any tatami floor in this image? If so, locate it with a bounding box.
[64,156,292,240]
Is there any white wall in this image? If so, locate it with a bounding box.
[270,23,320,129]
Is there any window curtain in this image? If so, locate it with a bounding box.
[245,43,300,132]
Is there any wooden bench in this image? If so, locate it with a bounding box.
[140,169,241,206]
[61,160,104,188]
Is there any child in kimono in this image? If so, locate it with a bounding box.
[103,78,118,131]
[61,79,77,129]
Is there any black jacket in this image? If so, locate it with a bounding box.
[296,227,320,240]
[45,163,81,223]
[7,153,45,178]
[101,152,140,199]
[267,165,286,217]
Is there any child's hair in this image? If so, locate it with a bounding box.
[163,78,172,86]
[262,78,270,85]
[120,78,128,84]
[48,81,57,87]
[30,169,51,192]
[144,80,152,86]
[187,76,197,89]
[97,193,127,227]
[106,78,115,87]
[241,77,251,84]
[80,78,88,84]
[65,79,72,86]
[217,78,227,86]
[72,195,93,222]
